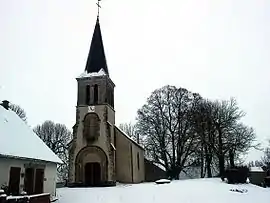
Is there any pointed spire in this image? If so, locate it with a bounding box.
[85,16,109,75]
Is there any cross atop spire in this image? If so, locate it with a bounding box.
[84,1,109,75]
[97,0,101,19]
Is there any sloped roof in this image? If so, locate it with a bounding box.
[0,105,62,163]
[78,68,107,79]
[85,17,109,75]
[250,167,264,172]
[114,126,144,150]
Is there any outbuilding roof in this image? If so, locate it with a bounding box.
[0,105,62,164]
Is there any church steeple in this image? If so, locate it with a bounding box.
[85,17,109,75]
[77,0,114,108]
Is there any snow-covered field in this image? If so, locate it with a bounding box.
[56,178,270,203]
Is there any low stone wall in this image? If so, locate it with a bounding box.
[67,181,116,188]
[56,182,66,188]
[0,192,50,203]
[249,171,267,186]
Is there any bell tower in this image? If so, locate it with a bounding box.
[68,13,116,186]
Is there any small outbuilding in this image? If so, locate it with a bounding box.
[249,167,266,186]
[0,100,62,198]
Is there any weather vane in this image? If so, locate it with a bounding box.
[97,0,101,18]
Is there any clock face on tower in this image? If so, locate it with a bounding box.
[88,106,95,112]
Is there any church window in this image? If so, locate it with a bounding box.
[106,90,110,105]
[94,84,98,104]
[83,113,100,142]
[110,91,112,106]
[107,123,111,138]
[111,91,114,108]
[137,152,140,170]
[86,85,90,105]
[114,128,117,147]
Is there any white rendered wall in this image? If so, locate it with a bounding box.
[0,157,57,197]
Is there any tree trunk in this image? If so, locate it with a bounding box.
[206,161,212,178]
[172,172,180,180]
[229,150,235,168]
[200,159,205,178]
[200,147,205,178]
[204,144,212,177]
[205,153,212,177]
[217,127,225,177]
[169,166,180,180]
[218,155,225,177]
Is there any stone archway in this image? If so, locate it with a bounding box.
[75,146,108,185]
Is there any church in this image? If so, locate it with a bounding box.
[67,14,166,186]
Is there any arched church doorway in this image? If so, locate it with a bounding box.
[85,162,101,186]
[75,146,108,186]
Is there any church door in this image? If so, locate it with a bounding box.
[84,162,101,186]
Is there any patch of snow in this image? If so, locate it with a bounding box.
[20,191,27,195]
[107,121,113,126]
[115,126,144,149]
[78,69,106,78]
[27,193,50,198]
[155,179,171,184]
[56,178,270,203]
[110,143,116,151]
[7,195,28,200]
[51,196,58,202]
[0,106,62,163]
[250,167,264,172]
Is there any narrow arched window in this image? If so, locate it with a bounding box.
[137,152,140,170]
[86,85,90,105]
[83,113,100,142]
[111,91,114,108]
[94,84,98,104]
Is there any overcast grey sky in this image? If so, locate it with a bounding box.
[0,0,269,161]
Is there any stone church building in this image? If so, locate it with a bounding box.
[68,16,166,187]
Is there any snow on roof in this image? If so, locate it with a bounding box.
[115,126,144,150]
[144,159,166,171]
[249,167,264,172]
[78,68,107,78]
[0,106,62,164]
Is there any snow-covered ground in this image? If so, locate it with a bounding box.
[56,178,270,203]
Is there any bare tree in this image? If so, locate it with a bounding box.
[163,94,257,178]
[10,103,27,122]
[262,141,270,169]
[208,98,246,176]
[119,122,141,143]
[136,85,202,179]
[227,123,257,167]
[190,99,216,178]
[33,120,72,181]
[136,85,257,178]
